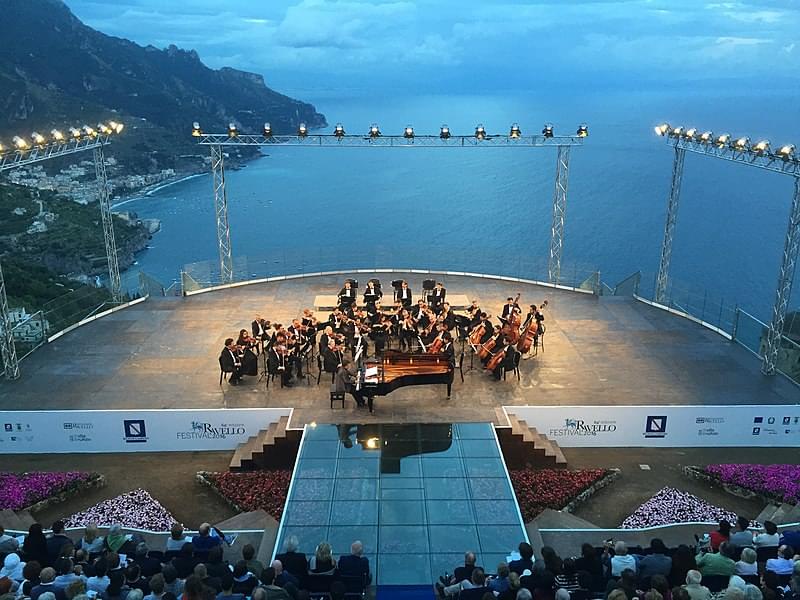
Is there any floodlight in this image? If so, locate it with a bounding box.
[752,140,770,154]
[403,125,414,139]
[576,124,589,138]
[440,124,451,139]
[368,123,381,138]
[108,121,124,134]
[715,133,730,147]
[542,123,554,138]
[670,126,684,138]
[334,123,345,138]
[12,136,29,150]
[70,127,82,139]
[509,123,521,138]
[475,124,486,140]
[733,136,749,150]
[298,123,308,137]
[263,122,272,137]
[50,129,65,142]
[684,128,697,140]
[700,131,713,143]
[31,132,46,146]
[82,125,96,138]
[366,437,379,449]
[228,123,238,137]
[776,144,795,160]
[97,123,112,135]
[191,122,202,137]
[654,123,670,136]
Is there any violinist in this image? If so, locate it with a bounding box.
[328,308,344,334]
[467,300,482,328]
[411,300,427,327]
[338,280,356,308]
[500,296,522,322]
[220,338,243,385]
[268,332,292,387]
[321,339,344,382]
[430,281,446,314]
[236,329,260,377]
[440,302,456,331]
[301,309,318,349]
[251,315,270,349]
[396,280,413,308]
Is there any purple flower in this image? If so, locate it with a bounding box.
[622,487,742,529]
[0,472,93,510]
[705,464,800,504]
[64,489,179,532]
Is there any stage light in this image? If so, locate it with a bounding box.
[684,128,697,140]
[576,124,589,138]
[228,123,238,137]
[97,123,112,135]
[12,136,29,150]
[0,141,4,155]
[776,144,795,160]
[31,132,46,146]
[70,127,82,140]
[654,123,670,136]
[108,120,124,134]
[440,124,451,139]
[542,123,554,138]
[715,133,730,147]
[50,129,65,142]
[700,131,713,143]
[403,125,414,139]
[475,124,487,140]
[670,126,683,138]
[334,123,345,138]
[753,140,770,154]
[366,437,379,449]
[368,123,381,138]
[82,125,96,138]
[191,122,202,137]
[733,136,749,150]
[263,122,272,137]
[298,123,308,137]
[510,123,522,139]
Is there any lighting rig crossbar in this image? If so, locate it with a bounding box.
[654,123,800,376]
[193,122,588,286]
[0,123,124,380]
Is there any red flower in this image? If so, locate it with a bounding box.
[509,469,609,522]
[207,471,292,520]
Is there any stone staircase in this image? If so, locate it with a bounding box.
[495,412,567,469]
[756,502,800,525]
[229,416,302,472]
[0,508,36,532]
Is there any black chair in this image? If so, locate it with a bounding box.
[756,546,778,562]
[701,575,730,593]
[267,361,282,389]
[340,573,368,599]
[163,550,181,562]
[503,349,521,381]
[303,572,337,597]
[330,388,345,409]
[317,355,336,385]
[218,356,233,385]
[741,575,760,586]
[147,550,164,561]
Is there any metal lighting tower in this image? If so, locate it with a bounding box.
[0,123,124,379]
[654,125,800,375]
[193,122,588,284]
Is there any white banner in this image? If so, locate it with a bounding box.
[508,405,800,447]
[0,408,292,453]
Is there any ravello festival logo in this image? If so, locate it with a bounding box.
[549,418,617,437]
[176,421,247,440]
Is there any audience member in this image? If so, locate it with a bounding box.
[52,559,83,589]
[182,575,206,600]
[553,558,578,592]
[439,567,487,598]
[607,569,638,600]
[0,527,19,555]
[639,539,673,582]
[0,577,14,600]
[683,570,711,600]
[274,537,307,582]
[542,547,563,576]
[77,526,103,556]
[754,523,780,549]
[193,564,219,594]
[696,543,736,577]
[63,580,85,600]
[230,562,257,596]
[19,560,43,598]
[165,526,187,554]
[307,543,335,575]
[652,575,672,600]
[23,525,50,567]
[498,572,521,600]
[744,584,763,600]
[726,588,746,600]
[46,523,72,565]
[337,541,370,585]
[509,543,534,576]
[735,548,758,577]
[487,563,511,595]
[517,589,533,600]
[133,544,162,579]
[644,591,664,600]
[171,544,196,580]
[31,568,63,600]
[673,586,692,600]
[730,517,755,549]
[574,543,604,592]
[670,545,698,588]
[766,545,796,576]
[103,526,127,555]
[215,573,243,600]
[127,589,144,600]
[0,555,25,585]
[73,550,92,578]
[203,548,228,581]
[105,571,125,600]
[143,573,165,600]
[609,542,637,578]
[241,546,263,580]
[190,525,221,555]
[711,522,733,552]
[258,568,290,600]
[161,565,184,598]
[268,561,296,590]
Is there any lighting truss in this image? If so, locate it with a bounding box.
[654,125,800,376]
[194,128,587,286]
[0,135,111,171]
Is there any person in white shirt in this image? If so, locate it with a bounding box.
[164,524,187,553]
[609,541,637,577]
[735,548,758,576]
[753,521,780,548]
[78,524,104,555]
[765,545,796,575]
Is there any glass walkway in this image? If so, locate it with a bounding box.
[273,422,528,586]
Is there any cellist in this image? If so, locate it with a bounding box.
[479,325,505,365]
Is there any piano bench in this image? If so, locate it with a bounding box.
[330,390,346,409]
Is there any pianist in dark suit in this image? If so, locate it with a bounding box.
[334,357,371,411]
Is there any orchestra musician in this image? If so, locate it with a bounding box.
[467,300,482,328]
[439,302,456,331]
[441,331,456,397]
[480,325,505,366]
[430,281,446,313]
[338,280,356,308]
[268,329,293,387]
[321,339,344,382]
[235,329,260,376]
[396,280,413,308]
[219,338,243,385]
[251,315,271,350]
[399,309,416,351]
[364,280,382,307]
[500,296,522,322]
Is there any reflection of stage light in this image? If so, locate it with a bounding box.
[309,421,317,428]
[366,437,380,449]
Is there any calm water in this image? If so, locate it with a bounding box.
[120,89,800,320]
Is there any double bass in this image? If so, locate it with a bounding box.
[502,293,522,344]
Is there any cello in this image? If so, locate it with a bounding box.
[502,293,522,344]
[485,345,508,372]
[478,335,497,360]
[469,320,486,346]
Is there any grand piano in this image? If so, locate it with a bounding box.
[359,349,454,398]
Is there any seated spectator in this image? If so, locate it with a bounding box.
[204,547,229,580]
[241,545,263,580]
[754,523,780,549]
[19,560,43,598]
[161,565,184,598]
[780,530,800,550]
[488,563,511,595]
[498,572,522,600]
[683,570,711,600]
[63,580,85,600]
[127,589,144,600]
[124,565,150,596]
[170,544,196,579]
[73,550,93,578]
[574,543,604,592]
[555,589,571,600]
[337,541,370,585]
[607,569,638,600]
[744,584,763,600]
[308,542,335,575]
[711,522,733,552]
[542,547,563,576]
[103,526,127,555]
[250,588,266,600]
[730,518,755,550]
[46,523,72,566]
[0,527,19,554]
[215,573,243,600]
[77,526,103,556]
[85,558,110,595]
[517,590,533,600]
[165,526,187,554]
[132,544,161,579]
[609,542,638,578]
[143,574,165,600]
[763,572,786,600]
[269,561,296,590]
[439,567,487,598]
[1,554,25,585]
[0,577,14,600]
[735,549,758,577]
[182,576,206,600]
[553,558,579,592]
[673,586,692,600]
[37,592,57,600]
[652,574,672,600]
[24,525,49,568]
[509,543,534,576]
[258,568,290,600]
[644,591,664,600]
[766,545,795,576]
[670,545,698,588]
[274,537,307,581]
[31,568,64,600]
[726,589,746,600]
[696,542,736,577]
[639,539,673,582]
[53,559,83,589]
[105,552,123,579]
[193,564,219,595]
[230,562,257,596]
[190,524,221,555]
[104,571,125,600]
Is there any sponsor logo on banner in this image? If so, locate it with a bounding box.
[175,421,247,441]
[753,427,761,435]
[548,418,617,438]
[696,417,724,424]
[754,417,763,424]
[123,419,148,443]
[63,422,93,430]
[644,415,668,438]
[768,417,776,424]
[3,424,11,432]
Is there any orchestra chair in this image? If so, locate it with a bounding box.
[266,362,282,389]
[330,386,346,409]
[503,349,521,382]
[218,356,233,386]
[316,355,336,385]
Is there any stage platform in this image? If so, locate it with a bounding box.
[1,272,796,426]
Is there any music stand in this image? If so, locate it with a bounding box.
[422,279,435,302]
[346,278,359,289]
[364,293,379,305]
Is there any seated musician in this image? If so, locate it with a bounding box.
[321,339,343,381]
[500,297,521,323]
[481,325,505,366]
[440,302,456,331]
[219,338,243,385]
[430,281,446,314]
[399,309,416,351]
[477,313,494,345]
[251,315,270,349]
[467,300,482,328]
[301,309,318,349]
[490,343,517,381]
[424,321,446,349]
[338,280,356,308]
[364,280,382,307]
[352,320,368,360]
[411,299,426,322]
[328,308,344,334]
[369,316,391,356]
[236,329,260,377]
[268,331,293,387]
[334,357,371,410]
[397,280,413,308]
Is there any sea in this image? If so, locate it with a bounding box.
[116,88,800,322]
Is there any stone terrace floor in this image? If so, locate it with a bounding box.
[1,272,797,426]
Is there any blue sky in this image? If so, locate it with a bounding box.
[65,0,799,94]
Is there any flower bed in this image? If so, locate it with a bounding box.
[703,464,800,505]
[198,471,291,520]
[64,489,178,531]
[509,468,613,522]
[621,487,740,529]
[0,472,101,511]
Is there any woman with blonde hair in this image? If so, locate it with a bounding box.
[309,542,336,574]
[79,524,104,554]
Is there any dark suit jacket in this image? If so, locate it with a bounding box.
[220,348,239,372]
[397,288,413,306]
[322,347,341,373]
[46,534,72,562]
[501,304,520,320]
[31,583,66,600]
[338,554,371,584]
[275,551,308,580]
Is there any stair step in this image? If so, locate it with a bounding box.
[495,407,510,426]
[756,503,780,524]
[0,509,26,532]
[783,503,800,525]
[215,510,274,532]
[769,503,795,525]
[255,520,280,567]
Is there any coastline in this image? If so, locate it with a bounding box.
[111,172,205,209]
